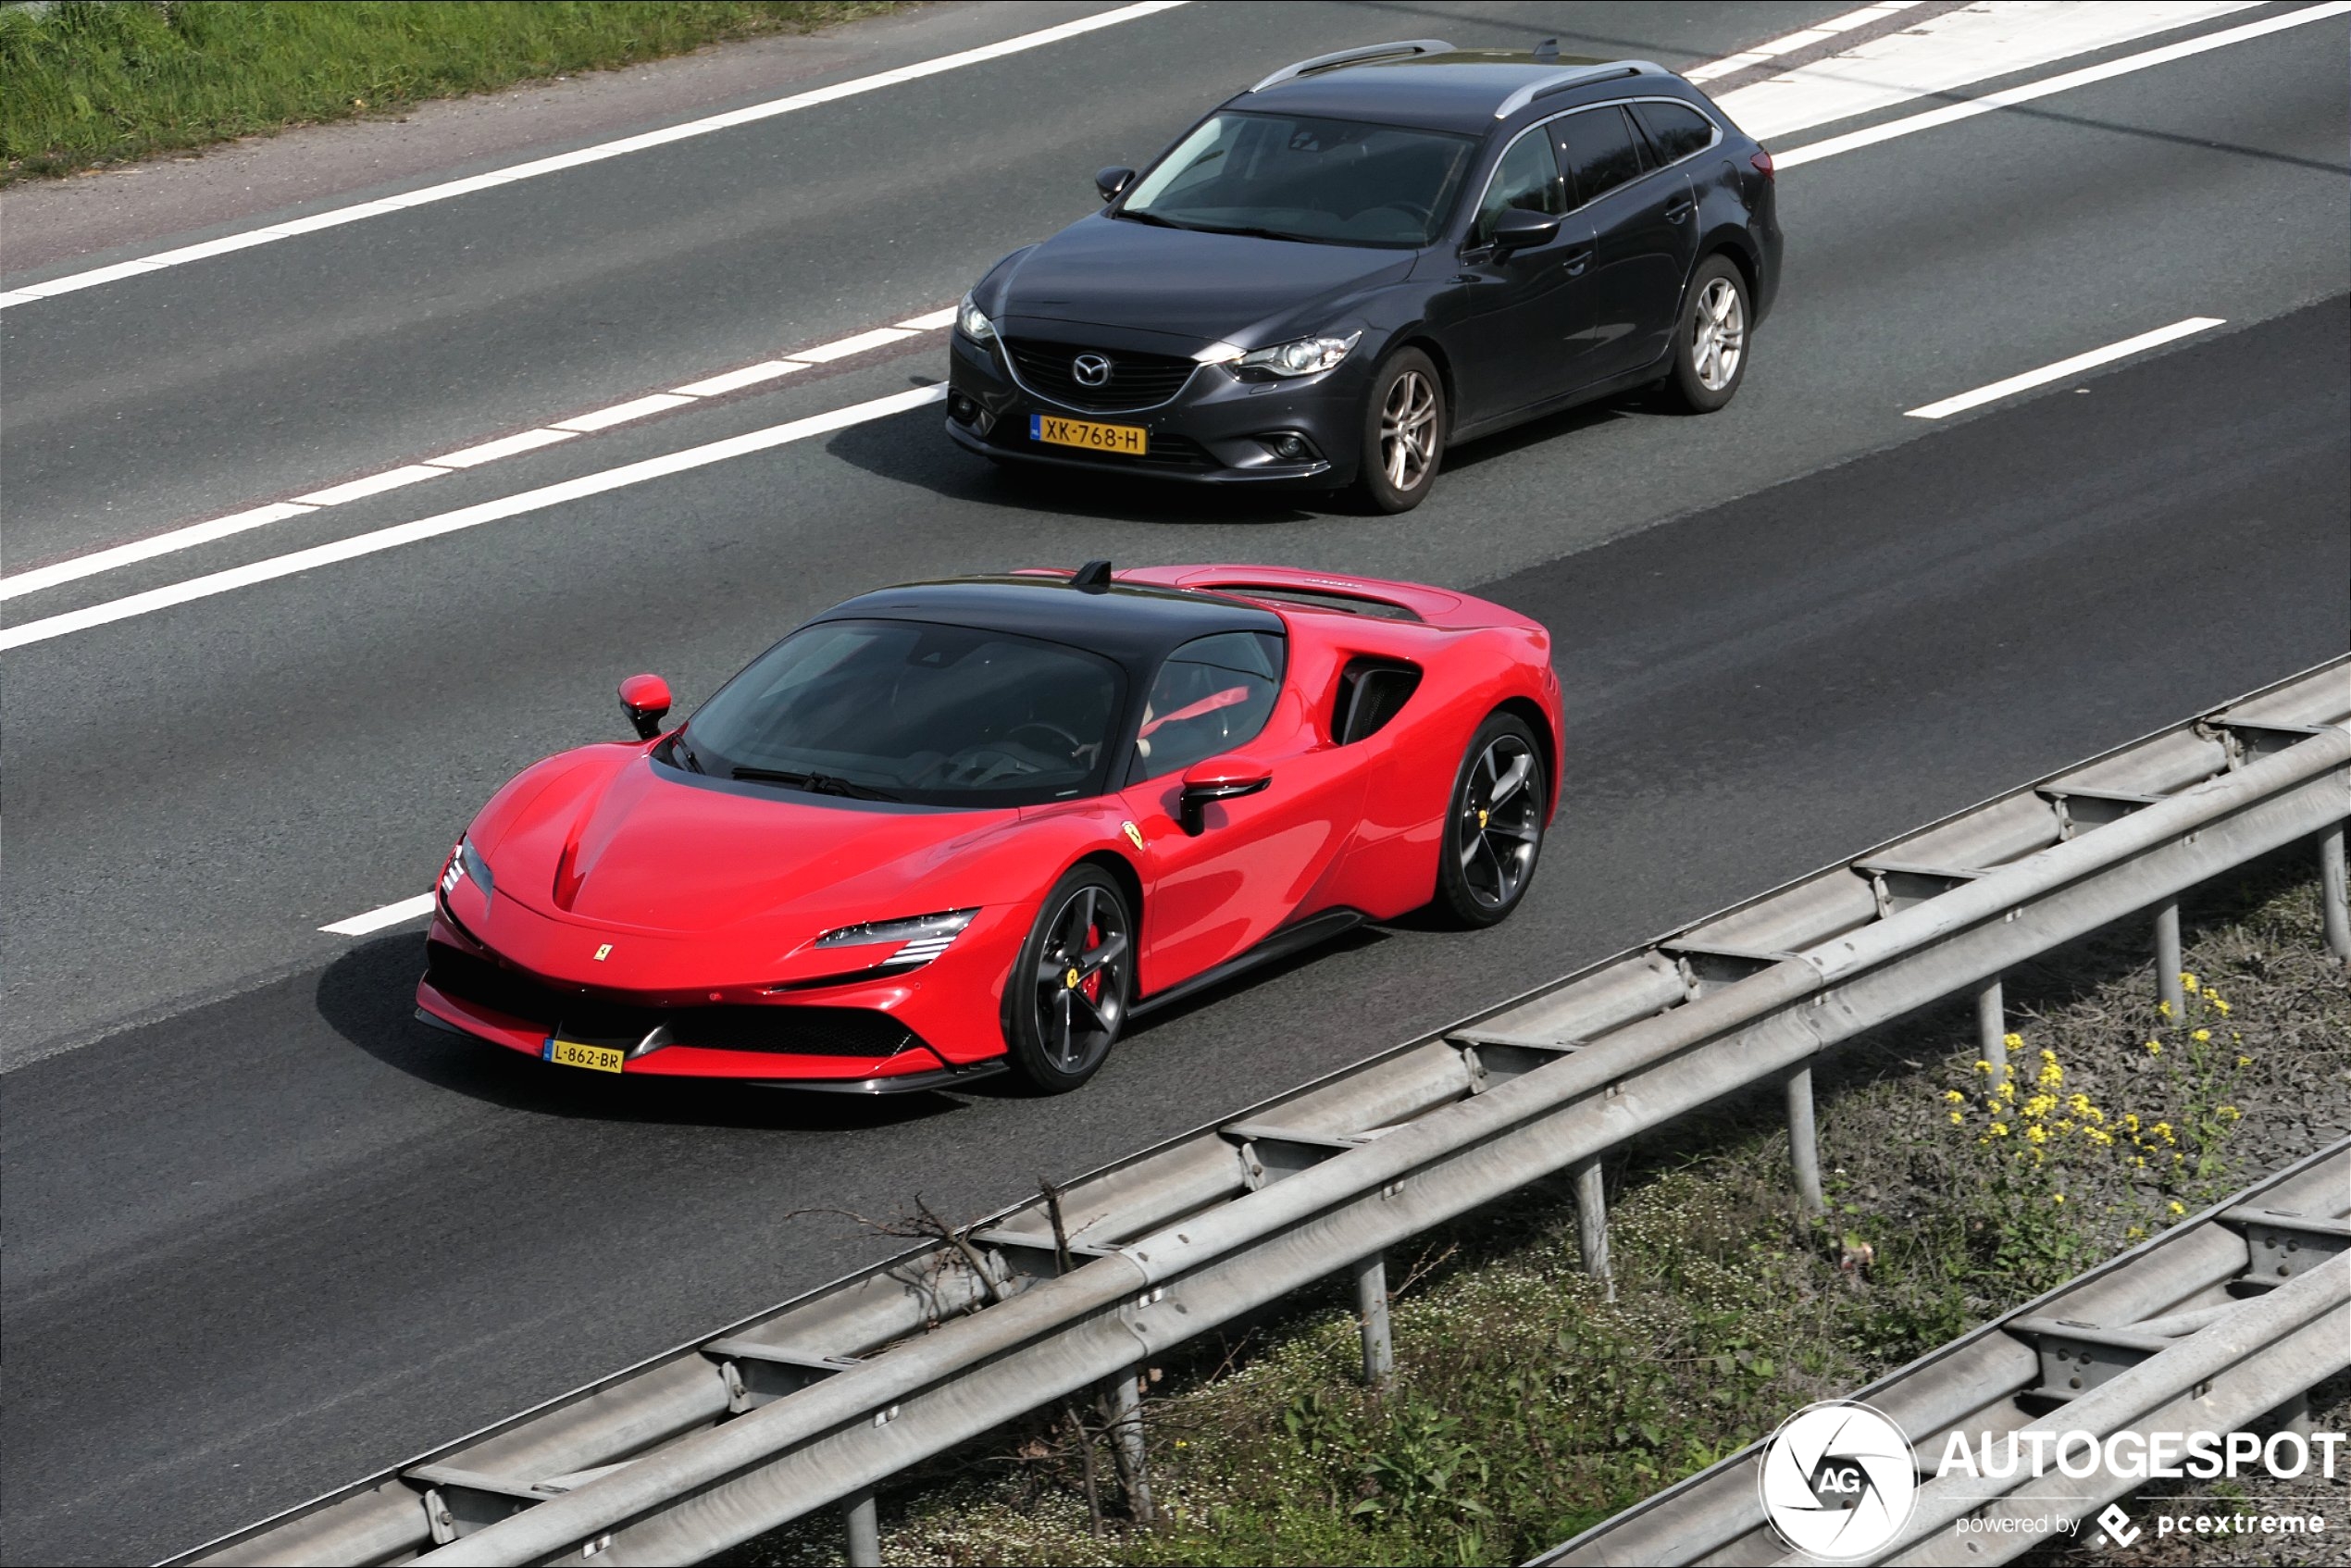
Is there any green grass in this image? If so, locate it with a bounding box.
[729,872,2350,1567]
[0,1,903,181]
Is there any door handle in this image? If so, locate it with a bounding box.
[1561,246,1593,276]
[1665,200,1693,223]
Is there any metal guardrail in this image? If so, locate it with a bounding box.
[1537,1138,2351,1566]
[179,657,2350,1567]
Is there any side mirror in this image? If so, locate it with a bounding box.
[618,673,672,740]
[1488,207,1562,255]
[1095,165,1136,203]
[1177,754,1271,836]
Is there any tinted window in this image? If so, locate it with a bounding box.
[680,619,1123,807]
[1122,112,1478,248]
[1470,129,1563,247]
[1556,106,1643,206]
[1633,100,1716,164]
[1133,632,1284,781]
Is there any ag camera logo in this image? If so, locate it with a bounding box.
[1760,1400,1919,1559]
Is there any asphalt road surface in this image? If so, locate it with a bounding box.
[4,3,2345,1562]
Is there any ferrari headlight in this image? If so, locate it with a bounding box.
[956,292,997,344]
[816,909,976,951]
[439,836,494,903]
[1237,330,1362,379]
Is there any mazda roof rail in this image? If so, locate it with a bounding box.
[1249,39,1454,94]
[1493,60,1658,118]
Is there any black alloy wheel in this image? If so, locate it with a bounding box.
[1353,347,1445,514]
[1433,712,1547,927]
[1007,865,1135,1092]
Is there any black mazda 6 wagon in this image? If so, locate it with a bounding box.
[946,40,1782,512]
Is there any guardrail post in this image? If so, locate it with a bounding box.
[1350,1252,1394,1386]
[1785,1065,1825,1215]
[1572,1156,1613,1301]
[1099,1367,1154,1523]
[1976,977,2008,1078]
[842,1488,880,1568]
[2156,899,2185,1018]
[2320,823,2350,963]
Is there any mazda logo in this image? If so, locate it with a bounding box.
[1072,353,1113,387]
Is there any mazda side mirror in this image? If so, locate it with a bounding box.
[1177,754,1271,836]
[1095,165,1136,203]
[1488,207,1562,255]
[618,673,672,740]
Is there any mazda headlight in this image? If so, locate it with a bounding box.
[439,836,494,904]
[1236,330,1362,379]
[957,292,997,344]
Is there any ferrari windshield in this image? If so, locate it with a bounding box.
[677,619,1125,807]
[1120,112,1476,248]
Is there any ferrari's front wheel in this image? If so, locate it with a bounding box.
[1007,865,1135,1093]
[1433,712,1548,928]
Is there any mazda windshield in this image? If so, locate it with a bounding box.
[673,620,1125,807]
[1119,112,1477,248]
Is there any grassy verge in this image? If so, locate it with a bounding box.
[728,865,2351,1567]
[0,1,904,182]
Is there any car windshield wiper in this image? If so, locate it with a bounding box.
[729,765,902,802]
[669,734,705,774]
[1113,208,1194,230]
[1181,221,1341,246]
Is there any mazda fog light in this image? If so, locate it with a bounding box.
[956,293,997,345]
[439,836,494,904]
[1237,330,1362,378]
[815,909,978,971]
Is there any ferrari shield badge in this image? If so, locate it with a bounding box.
[593,943,614,962]
[1122,820,1145,852]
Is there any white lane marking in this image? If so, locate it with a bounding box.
[321,893,436,936]
[1904,317,2225,418]
[0,2,1191,310]
[552,392,697,432]
[1684,1,1925,83]
[1718,0,2260,143]
[0,502,318,600]
[293,464,449,506]
[0,386,946,652]
[673,360,804,397]
[0,310,948,601]
[1775,2,2351,166]
[794,326,918,363]
[429,428,581,468]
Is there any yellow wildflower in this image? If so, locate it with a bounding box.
[1949,1111,1965,1126]
[2025,1125,2048,1145]
[1944,1090,1966,1103]
[2145,1040,2162,1055]
[1989,1122,2009,1138]
[1973,1060,1993,1075]
[2052,1193,2065,1205]
[2218,1106,2241,1121]
[2158,1000,2172,1017]
[2212,998,2231,1015]
[2134,1156,2146,1167]
[2126,1226,2146,1240]
[2192,1028,2211,1044]
[2235,1055,2251,1068]
[2004,1033,2024,1050]
[2152,1122,2174,1143]
[2181,973,2198,993]
[2123,1113,2141,1132]
[2067,1093,2092,1116]
[2169,1201,2186,1216]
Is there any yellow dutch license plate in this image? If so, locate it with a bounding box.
[1031,414,1147,455]
[545,1037,625,1074]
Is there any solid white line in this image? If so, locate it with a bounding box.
[1775,2,2351,167]
[1683,1,1922,83]
[1904,317,2225,418]
[896,306,963,331]
[293,464,449,506]
[0,502,317,602]
[0,386,947,652]
[552,392,697,432]
[429,428,581,468]
[672,361,805,397]
[0,2,1191,311]
[321,892,436,936]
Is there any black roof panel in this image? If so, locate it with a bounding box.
[815,576,1282,677]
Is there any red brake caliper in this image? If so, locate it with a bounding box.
[1080,921,1103,1004]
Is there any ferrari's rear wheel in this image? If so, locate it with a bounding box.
[1007,865,1134,1093]
[1433,712,1548,927]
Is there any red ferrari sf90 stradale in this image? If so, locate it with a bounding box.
[417,561,1561,1093]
